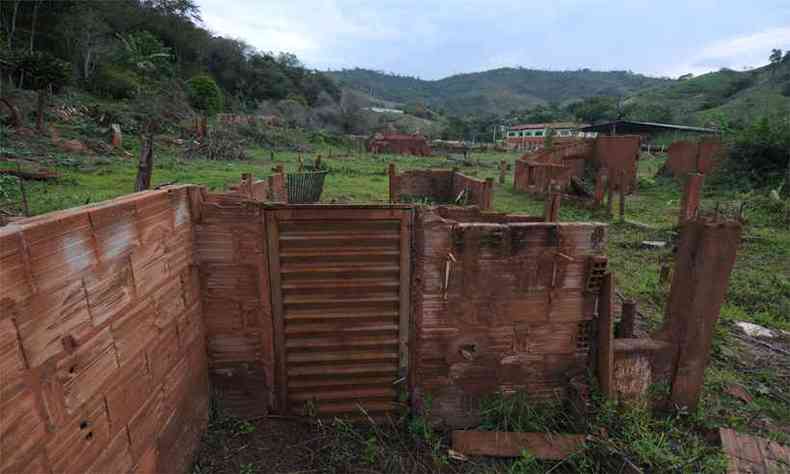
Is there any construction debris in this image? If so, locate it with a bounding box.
[719,428,790,474]
[451,431,586,459]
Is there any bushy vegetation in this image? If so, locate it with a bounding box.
[0,0,340,116]
[711,114,790,190]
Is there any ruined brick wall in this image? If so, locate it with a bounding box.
[451,173,493,210]
[513,137,640,195]
[390,169,454,203]
[411,208,607,427]
[0,186,208,474]
[389,169,492,209]
[593,136,641,193]
[665,139,723,176]
[194,193,273,417]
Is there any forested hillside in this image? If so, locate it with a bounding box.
[0,0,340,118]
[329,67,668,115]
[625,61,790,127]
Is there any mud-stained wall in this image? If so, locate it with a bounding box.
[513,137,641,195]
[194,193,273,417]
[665,139,723,176]
[411,208,607,427]
[0,186,208,474]
[389,168,493,210]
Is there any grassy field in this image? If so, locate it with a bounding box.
[3,132,789,473]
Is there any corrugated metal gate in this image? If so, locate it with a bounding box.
[266,206,412,416]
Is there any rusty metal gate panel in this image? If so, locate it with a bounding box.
[266,206,412,416]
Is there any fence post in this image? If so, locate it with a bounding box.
[499,160,507,184]
[619,170,626,222]
[606,171,614,218]
[543,182,562,222]
[388,163,397,203]
[678,173,705,225]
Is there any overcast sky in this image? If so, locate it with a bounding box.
[196,0,790,80]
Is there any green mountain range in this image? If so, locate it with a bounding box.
[330,63,790,125]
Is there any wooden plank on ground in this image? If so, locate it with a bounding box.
[451,431,586,460]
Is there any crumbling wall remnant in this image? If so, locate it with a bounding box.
[513,136,641,202]
[411,208,608,426]
[389,165,493,210]
[0,186,209,474]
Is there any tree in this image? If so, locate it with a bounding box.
[770,49,783,75]
[186,74,223,137]
[0,50,70,132]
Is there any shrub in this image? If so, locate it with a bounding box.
[711,115,790,189]
[92,65,140,99]
[186,74,223,116]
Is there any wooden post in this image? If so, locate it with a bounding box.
[16,162,29,217]
[135,135,154,192]
[593,170,607,206]
[543,182,561,222]
[657,219,742,410]
[678,173,705,225]
[619,299,636,338]
[619,170,626,222]
[388,163,397,203]
[606,174,614,218]
[315,155,322,170]
[499,160,507,184]
[597,273,614,398]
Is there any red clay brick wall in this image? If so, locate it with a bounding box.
[451,173,493,210]
[195,193,273,417]
[0,186,209,474]
[390,169,454,203]
[411,208,607,427]
[390,169,492,209]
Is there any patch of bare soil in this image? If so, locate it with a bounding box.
[191,412,508,474]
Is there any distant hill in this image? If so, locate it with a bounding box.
[625,62,790,127]
[328,67,669,116]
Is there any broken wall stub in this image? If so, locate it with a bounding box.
[228,171,287,202]
[389,166,493,210]
[513,136,640,199]
[194,192,274,417]
[411,207,608,427]
[610,217,742,408]
[657,217,742,410]
[0,186,209,474]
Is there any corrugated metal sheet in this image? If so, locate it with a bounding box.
[267,208,411,417]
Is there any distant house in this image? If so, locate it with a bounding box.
[368,133,432,156]
[505,122,589,151]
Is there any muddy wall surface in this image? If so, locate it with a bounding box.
[411,208,607,427]
[390,169,493,210]
[194,193,274,417]
[0,186,208,474]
